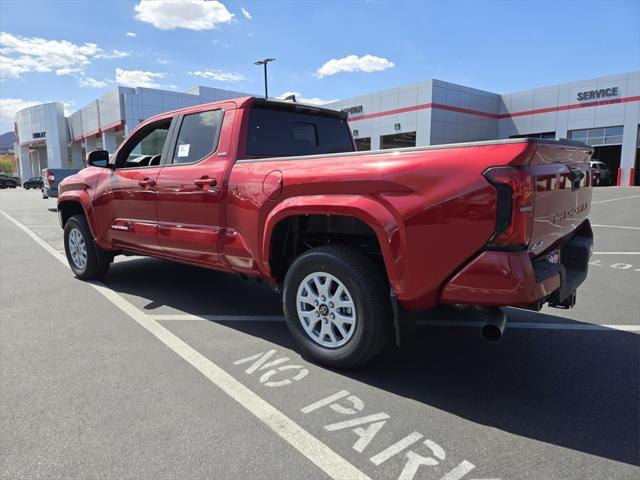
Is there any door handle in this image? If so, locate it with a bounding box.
[138,177,156,188]
[193,176,217,189]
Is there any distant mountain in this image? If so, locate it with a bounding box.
[0,131,16,153]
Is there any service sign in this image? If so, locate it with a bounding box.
[342,105,364,116]
[577,87,619,101]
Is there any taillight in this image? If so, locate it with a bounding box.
[47,173,55,185]
[484,166,534,248]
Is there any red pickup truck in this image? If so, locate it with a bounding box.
[58,97,594,367]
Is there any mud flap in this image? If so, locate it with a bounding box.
[390,291,417,346]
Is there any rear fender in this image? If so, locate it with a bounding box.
[262,195,407,295]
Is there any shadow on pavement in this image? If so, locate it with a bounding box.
[103,257,282,316]
[100,256,640,467]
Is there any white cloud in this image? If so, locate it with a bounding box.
[0,32,129,79]
[0,98,75,132]
[277,91,338,106]
[241,7,252,19]
[115,67,165,88]
[0,97,41,132]
[61,101,74,117]
[95,49,130,59]
[79,76,112,88]
[55,67,82,76]
[189,69,245,82]
[134,0,233,30]
[126,32,137,37]
[316,54,395,78]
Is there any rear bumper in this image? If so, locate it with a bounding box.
[440,222,593,308]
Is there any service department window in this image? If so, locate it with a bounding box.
[172,110,223,164]
[355,137,371,151]
[381,132,416,150]
[510,131,556,139]
[568,126,623,146]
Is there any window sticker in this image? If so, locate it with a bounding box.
[177,144,191,157]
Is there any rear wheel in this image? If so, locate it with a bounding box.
[64,214,112,280]
[283,245,391,368]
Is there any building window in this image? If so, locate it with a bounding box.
[381,131,416,150]
[510,131,556,139]
[355,137,371,151]
[568,126,623,146]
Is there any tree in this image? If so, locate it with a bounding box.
[0,156,17,174]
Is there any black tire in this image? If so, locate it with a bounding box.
[283,245,392,368]
[63,214,112,280]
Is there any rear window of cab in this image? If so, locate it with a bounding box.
[245,108,354,158]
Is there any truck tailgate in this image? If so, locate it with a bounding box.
[527,142,593,256]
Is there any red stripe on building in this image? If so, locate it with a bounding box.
[101,120,125,132]
[73,120,125,142]
[347,95,640,123]
[502,95,640,118]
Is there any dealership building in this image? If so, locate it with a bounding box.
[14,71,640,185]
[14,85,248,180]
[327,71,639,186]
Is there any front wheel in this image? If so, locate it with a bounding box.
[283,245,392,368]
[64,214,112,280]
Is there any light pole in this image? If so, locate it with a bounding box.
[254,57,275,99]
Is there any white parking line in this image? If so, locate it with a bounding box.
[149,313,284,322]
[591,194,640,205]
[418,320,640,332]
[591,224,640,230]
[592,252,640,255]
[0,210,370,480]
[150,314,640,332]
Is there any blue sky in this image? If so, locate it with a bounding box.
[1,0,639,132]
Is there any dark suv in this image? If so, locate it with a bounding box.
[23,176,44,189]
[0,173,18,189]
[590,161,612,186]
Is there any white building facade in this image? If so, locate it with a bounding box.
[327,71,640,186]
[14,72,640,185]
[14,85,249,180]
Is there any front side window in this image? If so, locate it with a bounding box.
[118,119,171,168]
[172,110,223,164]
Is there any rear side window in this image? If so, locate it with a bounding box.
[172,110,223,164]
[246,108,353,157]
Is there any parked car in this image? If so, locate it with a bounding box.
[0,173,18,189]
[23,176,44,189]
[57,97,595,368]
[42,168,81,198]
[590,160,612,186]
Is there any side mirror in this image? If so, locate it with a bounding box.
[87,149,110,168]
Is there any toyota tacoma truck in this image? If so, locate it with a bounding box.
[57,97,594,367]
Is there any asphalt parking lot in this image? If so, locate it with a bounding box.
[1,187,638,480]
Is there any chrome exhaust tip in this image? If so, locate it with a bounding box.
[477,307,507,342]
